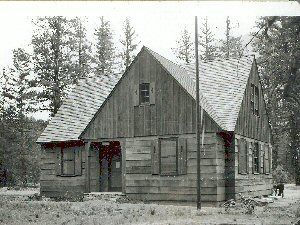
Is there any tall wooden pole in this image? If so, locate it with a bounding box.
[195,16,201,210]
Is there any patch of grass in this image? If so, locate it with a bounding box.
[174,210,185,216]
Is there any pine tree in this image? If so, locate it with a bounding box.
[219,17,243,58]
[120,18,140,70]
[2,48,37,186]
[3,48,36,116]
[252,16,300,184]
[32,16,80,116]
[0,68,5,116]
[172,28,194,64]
[72,17,92,79]
[94,17,116,75]
[199,17,219,60]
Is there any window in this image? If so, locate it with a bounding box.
[140,83,150,104]
[151,138,187,176]
[250,84,255,114]
[57,147,82,176]
[254,86,259,116]
[160,138,178,175]
[250,83,259,116]
[62,148,75,175]
[238,139,248,174]
[252,142,259,174]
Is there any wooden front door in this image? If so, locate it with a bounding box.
[109,154,122,192]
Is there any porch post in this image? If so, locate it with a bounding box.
[85,141,91,193]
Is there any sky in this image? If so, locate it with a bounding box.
[0,1,299,120]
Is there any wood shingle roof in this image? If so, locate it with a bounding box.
[37,75,120,143]
[146,47,253,131]
[37,47,253,143]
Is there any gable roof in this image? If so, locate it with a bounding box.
[146,47,253,131]
[37,46,254,143]
[187,58,254,131]
[37,74,120,143]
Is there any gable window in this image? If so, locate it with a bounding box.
[254,86,259,116]
[250,84,255,113]
[57,147,82,176]
[252,142,259,174]
[140,83,150,104]
[160,138,178,175]
[250,83,259,116]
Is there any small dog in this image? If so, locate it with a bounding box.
[273,183,284,197]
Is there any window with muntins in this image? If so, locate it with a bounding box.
[58,147,82,176]
[140,83,150,104]
[160,138,177,175]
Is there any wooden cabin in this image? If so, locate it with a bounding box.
[37,46,273,203]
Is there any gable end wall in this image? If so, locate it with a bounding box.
[81,48,221,140]
[235,61,271,143]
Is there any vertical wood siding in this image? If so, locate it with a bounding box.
[235,62,271,143]
[81,49,220,140]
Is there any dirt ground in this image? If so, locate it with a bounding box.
[0,184,299,225]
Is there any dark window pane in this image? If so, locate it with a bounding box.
[160,139,177,175]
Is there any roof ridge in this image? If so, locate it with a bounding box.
[143,46,189,72]
[181,55,253,67]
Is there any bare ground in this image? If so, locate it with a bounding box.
[0,184,299,225]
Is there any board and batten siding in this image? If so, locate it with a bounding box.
[81,49,221,140]
[124,133,226,202]
[40,145,86,198]
[235,61,271,143]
